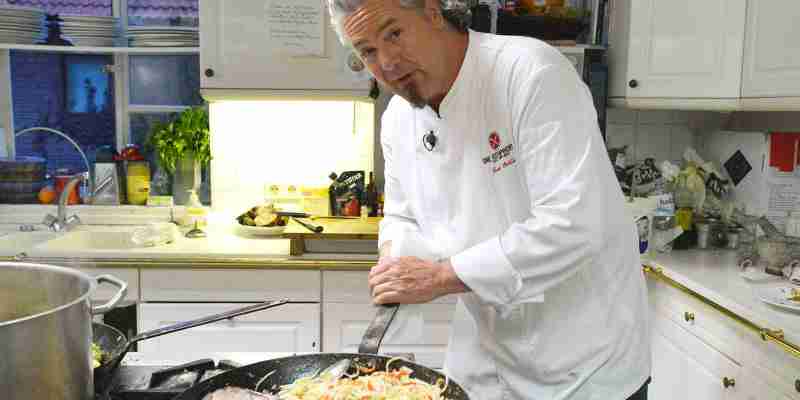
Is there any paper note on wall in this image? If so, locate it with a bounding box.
[766,168,800,233]
[266,0,325,56]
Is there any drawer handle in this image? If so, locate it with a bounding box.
[795,379,799,393]
[684,312,695,323]
[205,68,215,78]
[629,79,639,88]
[723,377,735,389]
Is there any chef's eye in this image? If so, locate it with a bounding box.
[360,48,377,62]
[387,29,402,42]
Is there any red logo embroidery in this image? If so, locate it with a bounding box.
[489,132,501,150]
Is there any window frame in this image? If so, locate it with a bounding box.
[0,0,196,160]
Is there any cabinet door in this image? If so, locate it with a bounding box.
[649,307,740,400]
[200,0,370,93]
[323,303,455,369]
[739,364,795,400]
[741,0,800,98]
[625,0,746,99]
[138,303,319,354]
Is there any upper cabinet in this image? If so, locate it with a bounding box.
[741,0,800,103]
[199,0,371,99]
[609,0,800,111]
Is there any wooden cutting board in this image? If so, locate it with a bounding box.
[282,217,380,254]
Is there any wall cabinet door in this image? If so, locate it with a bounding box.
[741,0,800,98]
[200,0,370,93]
[649,307,741,400]
[624,0,746,99]
[323,303,455,369]
[138,303,319,354]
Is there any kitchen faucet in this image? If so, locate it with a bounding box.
[43,174,84,232]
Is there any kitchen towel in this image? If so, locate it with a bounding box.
[379,233,442,346]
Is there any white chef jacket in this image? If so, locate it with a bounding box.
[378,30,651,400]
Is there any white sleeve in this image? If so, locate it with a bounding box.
[378,105,421,249]
[451,63,613,307]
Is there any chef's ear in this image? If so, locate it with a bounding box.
[423,0,446,30]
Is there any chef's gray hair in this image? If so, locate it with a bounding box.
[327,0,474,46]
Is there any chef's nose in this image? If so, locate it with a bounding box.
[379,43,401,73]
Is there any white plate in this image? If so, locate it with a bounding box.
[237,224,286,237]
[740,267,783,283]
[757,286,800,312]
[127,26,197,32]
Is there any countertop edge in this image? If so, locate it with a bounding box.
[3,256,375,270]
[644,259,800,352]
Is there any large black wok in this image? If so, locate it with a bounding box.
[173,304,471,399]
[92,300,289,395]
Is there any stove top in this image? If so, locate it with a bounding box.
[97,353,294,400]
[99,352,416,400]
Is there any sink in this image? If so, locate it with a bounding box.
[33,231,139,252]
[0,231,58,256]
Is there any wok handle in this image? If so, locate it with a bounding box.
[358,303,400,354]
[91,275,129,315]
[129,299,290,344]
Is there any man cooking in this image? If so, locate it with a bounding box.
[326,0,651,399]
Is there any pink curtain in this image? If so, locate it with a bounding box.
[127,0,197,18]
[2,0,113,16]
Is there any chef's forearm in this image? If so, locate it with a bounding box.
[379,241,392,261]
[437,259,470,296]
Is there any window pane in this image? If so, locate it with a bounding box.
[127,0,198,27]
[12,51,116,178]
[129,55,201,106]
[2,0,113,16]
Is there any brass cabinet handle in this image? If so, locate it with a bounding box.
[723,377,735,388]
[684,311,696,323]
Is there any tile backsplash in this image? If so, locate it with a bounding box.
[605,109,697,164]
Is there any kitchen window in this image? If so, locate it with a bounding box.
[0,0,207,204]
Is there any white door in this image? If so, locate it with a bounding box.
[741,0,800,98]
[625,0,746,99]
[738,367,793,400]
[649,310,740,400]
[138,303,320,354]
[322,303,455,369]
[199,0,370,93]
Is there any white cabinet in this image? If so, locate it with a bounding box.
[199,0,370,96]
[741,0,800,101]
[321,271,456,369]
[323,302,455,369]
[138,303,320,354]
[140,269,320,302]
[609,0,746,105]
[649,304,741,400]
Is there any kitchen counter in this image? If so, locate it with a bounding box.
[0,224,377,270]
[646,249,800,350]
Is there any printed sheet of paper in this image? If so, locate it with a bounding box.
[766,168,800,233]
[266,0,324,56]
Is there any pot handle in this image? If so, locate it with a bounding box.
[91,275,129,315]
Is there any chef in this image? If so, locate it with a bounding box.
[327,0,651,399]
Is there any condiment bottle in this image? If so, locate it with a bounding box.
[126,161,150,205]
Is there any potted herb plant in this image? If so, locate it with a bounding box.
[145,106,211,205]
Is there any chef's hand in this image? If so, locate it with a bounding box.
[369,257,468,305]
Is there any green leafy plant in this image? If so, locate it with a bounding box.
[145,106,211,175]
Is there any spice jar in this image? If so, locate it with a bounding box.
[126,161,150,205]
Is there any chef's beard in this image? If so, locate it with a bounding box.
[398,84,426,109]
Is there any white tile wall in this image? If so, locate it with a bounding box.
[606,109,696,164]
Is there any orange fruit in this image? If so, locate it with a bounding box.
[38,186,56,204]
